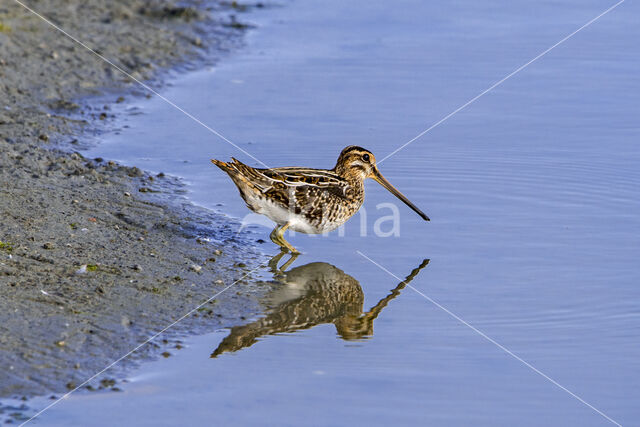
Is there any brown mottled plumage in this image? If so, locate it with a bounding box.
[212,146,429,253]
[211,258,429,358]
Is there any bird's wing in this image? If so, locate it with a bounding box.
[263,167,348,189]
[228,159,350,195]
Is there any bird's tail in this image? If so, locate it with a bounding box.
[211,157,255,176]
[211,157,259,188]
[211,158,232,172]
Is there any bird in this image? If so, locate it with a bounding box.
[211,145,429,253]
[211,258,430,358]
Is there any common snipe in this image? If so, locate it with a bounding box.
[212,146,429,253]
[211,258,429,357]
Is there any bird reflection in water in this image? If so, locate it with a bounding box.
[211,252,429,357]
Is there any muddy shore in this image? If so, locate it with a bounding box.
[0,0,267,405]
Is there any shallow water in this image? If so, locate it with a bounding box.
[36,0,640,425]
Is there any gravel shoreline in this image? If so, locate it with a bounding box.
[0,0,266,406]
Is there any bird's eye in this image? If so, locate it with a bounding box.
[362,154,370,162]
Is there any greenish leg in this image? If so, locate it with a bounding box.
[269,222,300,254]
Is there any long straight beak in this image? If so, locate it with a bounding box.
[372,167,430,221]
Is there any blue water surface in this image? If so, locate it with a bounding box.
[36,0,640,425]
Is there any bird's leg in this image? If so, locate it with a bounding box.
[269,225,284,248]
[269,222,300,254]
[269,225,289,252]
[277,222,301,254]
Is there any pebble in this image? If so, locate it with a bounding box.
[133,264,142,271]
[189,264,202,273]
[138,236,144,241]
[43,242,55,250]
[128,167,143,177]
[124,192,131,197]
[213,249,222,256]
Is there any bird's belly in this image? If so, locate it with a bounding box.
[249,197,291,225]
[289,219,343,234]
[247,196,350,234]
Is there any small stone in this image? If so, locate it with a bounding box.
[138,236,144,241]
[161,351,171,358]
[215,279,223,285]
[55,340,66,347]
[138,187,151,193]
[189,264,202,273]
[39,134,49,142]
[133,264,142,271]
[116,96,125,103]
[43,242,55,250]
[99,112,107,120]
[124,192,131,197]
[72,199,79,204]
[213,249,222,256]
[128,167,143,177]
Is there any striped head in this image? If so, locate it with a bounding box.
[334,145,430,221]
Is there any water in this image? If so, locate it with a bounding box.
[37,0,640,425]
